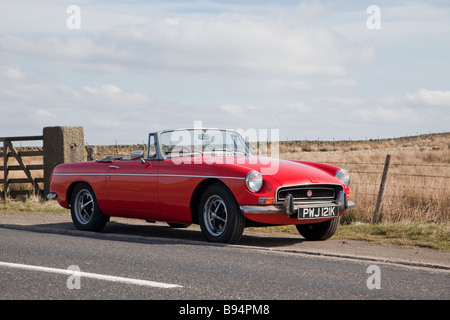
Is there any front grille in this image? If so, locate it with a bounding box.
[277,184,341,203]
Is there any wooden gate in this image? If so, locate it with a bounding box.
[0,135,44,198]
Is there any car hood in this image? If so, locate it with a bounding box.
[200,155,343,187]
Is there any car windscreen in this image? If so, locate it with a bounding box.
[159,129,252,159]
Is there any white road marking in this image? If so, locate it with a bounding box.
[0,261,182,289]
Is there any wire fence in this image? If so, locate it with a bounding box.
[327,157,450,223]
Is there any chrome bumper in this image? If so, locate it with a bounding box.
[47,193,57,201]
[240,191,355,216]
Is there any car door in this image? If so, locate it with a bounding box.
[106,158,159,217]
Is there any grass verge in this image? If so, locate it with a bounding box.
[248,221,450,251]
[335,221,450,251]
[0,196,67,215]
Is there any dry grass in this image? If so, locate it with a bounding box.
[0,194,66,214]
[0,146,44,195]
[277,133,450,223]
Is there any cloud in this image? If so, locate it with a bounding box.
[1,65,26,80]
[81,84,148,107]
[353,106,421,123]
[330,78,357,87]
[35,109,56,118]
[93,119,122,129]
[407,89,450,106]
[0,1,448,143]
[82,85,120,94]
[287,103,310,112]
[220,104,257,116]
[126,16,364,77]
[0,75,152,141]
[0,6,371,78]
[265,79,312,92]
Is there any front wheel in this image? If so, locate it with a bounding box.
[296,217,340,241]
[70,183,109,232]
[198,183,245,244]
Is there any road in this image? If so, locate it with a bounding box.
[0,214,449,307]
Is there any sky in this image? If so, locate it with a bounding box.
[0,0,449,145]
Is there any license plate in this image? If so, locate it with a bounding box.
[298,205,339,219]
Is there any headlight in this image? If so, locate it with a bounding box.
[246,170,263,193]
[335,168,350,187]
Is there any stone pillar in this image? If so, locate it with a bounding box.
[43,126,85,196]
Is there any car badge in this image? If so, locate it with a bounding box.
[306,190,313,198]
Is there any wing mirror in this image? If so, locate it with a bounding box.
[131,150,146,163]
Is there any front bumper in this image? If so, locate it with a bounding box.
[240,191,354,216]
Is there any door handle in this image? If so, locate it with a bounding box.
[109,165,120,169]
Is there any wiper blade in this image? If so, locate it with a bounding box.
[211,148,247,155]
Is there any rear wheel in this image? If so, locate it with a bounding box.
[296,217,340,241]
[199,183,245,244]
[70,183,109,231]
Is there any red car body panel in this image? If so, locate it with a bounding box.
[50,153,351,226]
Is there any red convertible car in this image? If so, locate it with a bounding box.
[48,128,354,243]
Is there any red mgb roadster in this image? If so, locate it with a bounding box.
[48,128,354,243]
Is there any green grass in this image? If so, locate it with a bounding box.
[249,221,450,251]
[334,221,450,251]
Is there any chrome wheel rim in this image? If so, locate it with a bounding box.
[74,189,94,225]
[203,195,227,236]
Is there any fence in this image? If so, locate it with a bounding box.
[0,126,85,199]
[328,157,450,223]
[0,136,44,198]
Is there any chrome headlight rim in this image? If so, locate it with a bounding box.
[335,168,350,187]
[246,170,263,193]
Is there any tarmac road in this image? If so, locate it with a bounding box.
[0,213,449,304]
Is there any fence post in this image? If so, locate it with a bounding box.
[43,126,85,197]
[372,154,391,223]
[2,140,8,199]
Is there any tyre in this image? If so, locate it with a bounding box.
[296,217,340,241]
[70,183,109,232]
[198,183,245,244]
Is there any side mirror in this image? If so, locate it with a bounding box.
[130,150,145,160]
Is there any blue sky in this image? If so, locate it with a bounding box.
[0,0,449,144]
